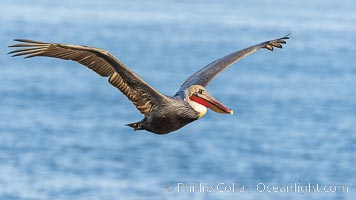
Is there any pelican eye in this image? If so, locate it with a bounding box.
[197,89,204,94]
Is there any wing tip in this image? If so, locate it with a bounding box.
[282,33,291,40]
[8,38,49,58]
[262,33,290,51]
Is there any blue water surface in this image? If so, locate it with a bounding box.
[0,0,355,199]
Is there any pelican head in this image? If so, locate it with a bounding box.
[186,85,233,118]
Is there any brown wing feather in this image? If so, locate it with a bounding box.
[8,39,168,115]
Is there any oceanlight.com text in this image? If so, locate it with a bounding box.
[164,181,349,195]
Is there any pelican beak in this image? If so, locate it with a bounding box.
[190,92,233,115]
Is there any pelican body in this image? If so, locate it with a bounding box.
[9,35,289,134]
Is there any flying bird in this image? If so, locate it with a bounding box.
[9,34,289,134]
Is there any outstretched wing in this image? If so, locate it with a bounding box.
[180,34,290,90]
[8,39,169,115]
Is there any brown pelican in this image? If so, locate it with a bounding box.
[9,34,289,134]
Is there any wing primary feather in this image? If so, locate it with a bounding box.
[11,49,44,57]
[8,47,44,54]
[13,39,47,44]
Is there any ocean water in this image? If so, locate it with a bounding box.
[0,0,355,199]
